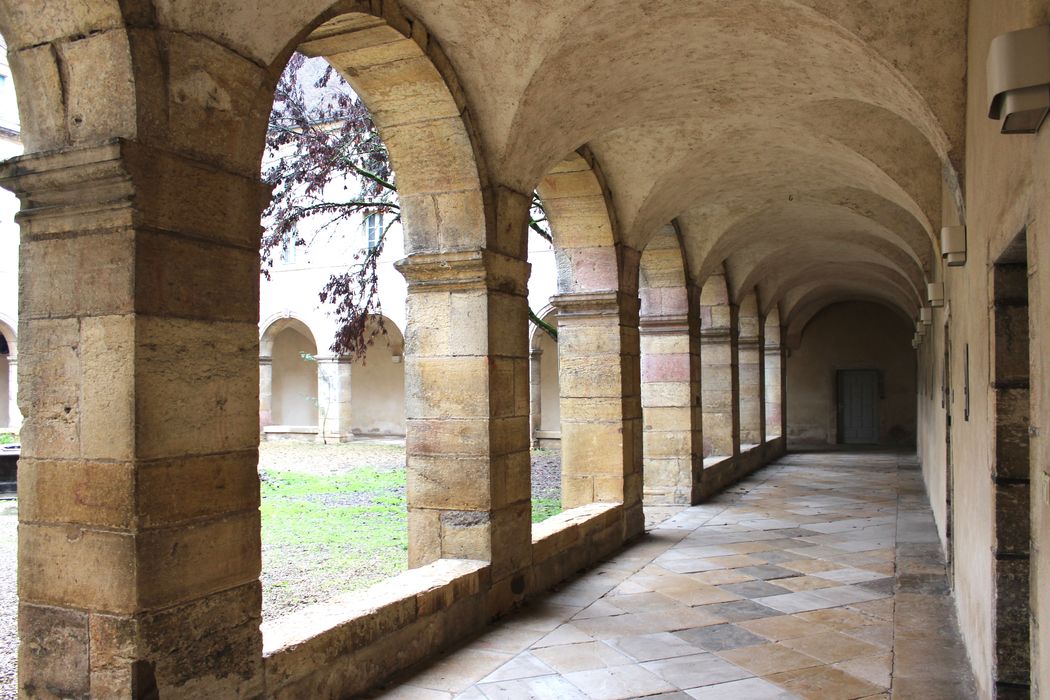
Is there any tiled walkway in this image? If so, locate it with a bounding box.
[372,452,975,699]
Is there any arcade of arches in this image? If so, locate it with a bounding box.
[0,1,1047,698]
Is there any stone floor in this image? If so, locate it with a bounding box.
[369,452,976,699]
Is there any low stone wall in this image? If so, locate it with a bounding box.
[699,438,786,499]
[261,443,781,697]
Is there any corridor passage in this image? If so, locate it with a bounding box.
[373,453,975,699]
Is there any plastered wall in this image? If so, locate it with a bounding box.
[786,301,916,448]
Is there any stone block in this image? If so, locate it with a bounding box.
[18,459,135,528]
[408,508,442,568]
[562,475,595,508]
[137,450,260,527]
[439,509,491,561]
[406,356,491,418]
[62,31,136,147]
[136,232,259,322]
[20,231,134,319]
[559,323,623,356]
[18,318,81,459]
[137,511,261,610]
[140,583,263,698]
[80,315,134,460]
[337,50,459,128]
[561,421,624,473]
[406,418,490,456]
[158,31,274,175]
[8,43,67,150]
[135,317,259,459]
[407,455,492,510]
[640,381,692,408]
[398,190,488,254]
[20,523,136,613]
[560,354,624,398]
[19,603,90,699]
[383,116,480,196]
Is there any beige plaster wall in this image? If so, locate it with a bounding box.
[786,301,916,447]
[538,329,560,433]
[916,3,1050,696]
[349,336,406,437]
[272,328,319,426]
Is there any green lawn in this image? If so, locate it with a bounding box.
[260,464,561,620]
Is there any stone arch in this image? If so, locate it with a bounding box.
[287,1,504,257]
[536,147,626,294]
[539,147,642,532]
[764,307,784,440]
[785,294,914,350]
[737,289,764,447]
[700,267,738,458]
[638,224,703,505]
[260,316,320,431]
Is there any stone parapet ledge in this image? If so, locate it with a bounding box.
[262,558,489,694]
[532,502,622,560]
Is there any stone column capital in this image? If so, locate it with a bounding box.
[639,313,690,335]
[395,249,529,295]
[0,139,270,246]
[700,327,734,342]
[551,290,639,320]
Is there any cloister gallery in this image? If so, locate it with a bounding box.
[0,1,1046,698]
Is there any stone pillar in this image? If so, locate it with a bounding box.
[737,311,765,447]
[1,141,266,698]
[700,278,740,458]
[260,355,274,430]
[639,309,703,505]
[316,356,353,442]
[530,349,542,447]
[396,250,532,583]
[7,356,20,431]
[764,340,784,439]
[552,288,644,537]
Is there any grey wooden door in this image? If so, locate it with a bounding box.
[838,370,880,444]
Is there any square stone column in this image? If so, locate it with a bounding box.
[738,321,766,447]
[640,312,703,505]
[1,141,267,697]
[764,341,784,439]
[396,250,532,583]
[700,307,740,458]
[552,291,644,538]
[316,356,354,442]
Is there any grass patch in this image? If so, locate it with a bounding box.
[260,458,563,621]
[532,497,562,523]
[260,466,408,619]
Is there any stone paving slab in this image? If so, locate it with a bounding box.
[369,452,977,699]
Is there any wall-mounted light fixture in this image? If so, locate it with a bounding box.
[927,282,945,308]
[920,307,933,325]
[988,25,1050,133]
[916,321,927,336]
[941,225,966,267]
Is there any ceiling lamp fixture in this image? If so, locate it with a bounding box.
[927,282,945,308]
[988,24,1050,133]
[941,225,967,267]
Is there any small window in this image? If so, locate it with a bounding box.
[365,213,383,250]
[280,235,297,265]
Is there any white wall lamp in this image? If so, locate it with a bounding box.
[941,225,967,267]
[988,25,1050,133]
[927,282,945,308]
[920,307,933,325]
[916,321,927,336]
